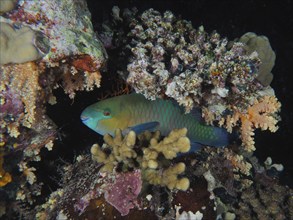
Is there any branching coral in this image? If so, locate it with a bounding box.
[59,63,102,99]
[214,95,281,151]
[91,128,191,191]
[1,0,107,99]
[144,162,190,191]
[37,136,292,219]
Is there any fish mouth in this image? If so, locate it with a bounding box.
[80,115,90,122]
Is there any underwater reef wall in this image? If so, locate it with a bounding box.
[0,0,106,217]
[100,7,281,152]
[0,1,292,219]
[36,129,292,219]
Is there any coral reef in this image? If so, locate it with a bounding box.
[217,95,281,151]
[91,128,190,190]
[34,134,292,219]
[103,170,142,216]
[0,3,290,220]
[238,32,276,86]
[102,7,281,151]
[0,0,106,217]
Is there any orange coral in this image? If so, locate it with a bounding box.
[0,153,12,187]
[226,96,281,151]
[60,63,102,99]
[241,96,280,151]
[203,95,281,151]
[71,55,97,72]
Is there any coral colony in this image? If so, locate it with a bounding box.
[0,1,292,220]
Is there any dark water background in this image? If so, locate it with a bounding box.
[46,0,293,189]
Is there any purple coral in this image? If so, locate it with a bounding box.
[104,170,142,216]
[0,88,24,117]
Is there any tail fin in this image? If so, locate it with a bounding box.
[210,126,230,147]
[212,126,239,147]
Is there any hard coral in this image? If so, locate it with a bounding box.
[36,155,160,219]
[104,7,281,152]
[91,128,191,191]
[239,32,276,86]
[0,22,48,65]
[0,0,17,14]
[114,8,261,110]
[2,0,107,99]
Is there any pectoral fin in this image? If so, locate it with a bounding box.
[122,121,160,135]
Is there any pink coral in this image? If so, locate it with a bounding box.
[104,170,142,216]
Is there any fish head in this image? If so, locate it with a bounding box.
[80,96,129,135]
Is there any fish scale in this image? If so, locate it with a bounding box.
[128,96,225,146]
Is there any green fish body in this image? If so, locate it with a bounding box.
[81,93,230,151]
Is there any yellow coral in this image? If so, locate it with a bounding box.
[141,128,190,169]
[91,129,137,172]
[91,128,191,191]
[144,162,190,191]
[18,162,37,185]
[61,66,102,99]
[84,71,102,91]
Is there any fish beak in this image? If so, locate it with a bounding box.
[80,115,89,123]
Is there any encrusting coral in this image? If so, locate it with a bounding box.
[91,128,191,191]
[0,0,17,14]
[0,22,48,65]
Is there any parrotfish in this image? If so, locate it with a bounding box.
[81,93,231,151]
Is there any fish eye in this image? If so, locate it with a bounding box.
[103,110,111,116]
